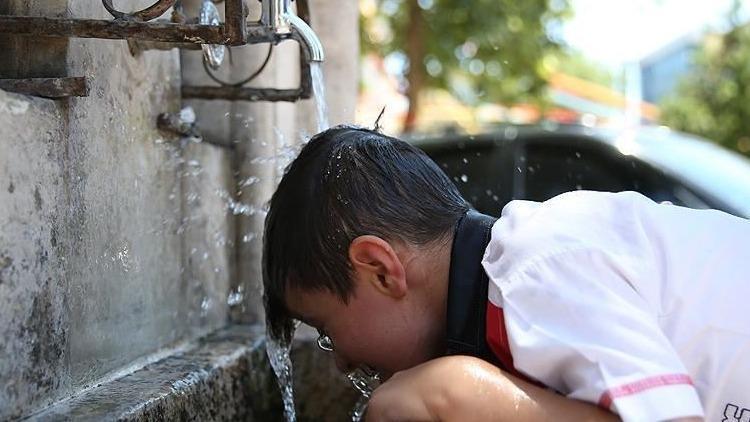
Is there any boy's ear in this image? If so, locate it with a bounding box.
[348,235,407,299]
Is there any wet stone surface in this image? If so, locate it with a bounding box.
[25,325,359,422]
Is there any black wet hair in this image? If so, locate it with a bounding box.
[263,125,470,341]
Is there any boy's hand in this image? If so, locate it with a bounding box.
[364,358,445,422]
[365,355,620,422]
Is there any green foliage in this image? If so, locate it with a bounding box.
[659,23,750,156]
[360,0,571,106]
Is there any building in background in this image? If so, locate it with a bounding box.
[639,33,701,104]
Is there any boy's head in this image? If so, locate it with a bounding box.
[263,125,469,375]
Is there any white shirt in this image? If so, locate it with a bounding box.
[481,190,750,421]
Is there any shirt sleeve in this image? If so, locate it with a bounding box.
[488,247,704,422]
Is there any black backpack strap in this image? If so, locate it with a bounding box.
[445,209,500,365]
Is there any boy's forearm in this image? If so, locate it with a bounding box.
[432,357,619,422]
[366,356,624,422]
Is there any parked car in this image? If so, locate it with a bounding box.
[410,124,750,219]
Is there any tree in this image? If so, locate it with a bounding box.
[361,0,571,132]
[659,4,750,156]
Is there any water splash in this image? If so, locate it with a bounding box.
[226,286,243,306]
[239,176,260,188]
[310,62,329,132]
[351,395,369,422]
[248,143,303,166]
[215,189,268,217]
[346,366,381,421]
[346,367,380,397]
[266,323,299,422]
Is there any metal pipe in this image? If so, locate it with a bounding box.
[261,0,291,35]
[287,13,324,62]
[0,16,228,44]
[0,77,90,98]
[259,0,324,62]
[181,86,307,101]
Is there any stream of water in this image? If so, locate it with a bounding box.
[310,62,330,132]
[266,324,299,422]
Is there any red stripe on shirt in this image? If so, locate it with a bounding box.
[486,302,514,370]
[486,302,538,384]
[598,373,694,409]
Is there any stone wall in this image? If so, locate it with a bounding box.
[0,0,358,419]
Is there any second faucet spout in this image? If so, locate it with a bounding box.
[260,0,324,62]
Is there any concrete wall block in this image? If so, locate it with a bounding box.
[60,34,186,390]
[1,1,237,415]
[180,140,235,337]
[0,90,70,419]
[233,102,282,324]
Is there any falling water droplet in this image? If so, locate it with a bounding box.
[227,290,243,306]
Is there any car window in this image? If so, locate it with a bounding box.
[420,140,512,215]
[519,140,711,209]
[520,142,637,201]
[420,135,715,217]
[630,130,750,217]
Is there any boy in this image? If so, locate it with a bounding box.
[263,125,750,421]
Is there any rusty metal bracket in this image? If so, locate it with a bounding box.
[0,16,230,44]
[0,77,90,99]
[0,0,253,45]
[0,0,316,102]
[182,56,311,101]
[102,0,178,22]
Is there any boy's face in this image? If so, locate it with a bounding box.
[286,273,444,379]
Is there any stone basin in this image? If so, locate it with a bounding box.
[24,325,360,422]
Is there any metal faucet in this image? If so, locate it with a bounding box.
[261,0,325,62]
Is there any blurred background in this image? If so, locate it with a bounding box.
[355,0,750,154]
[353,0,750,219]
